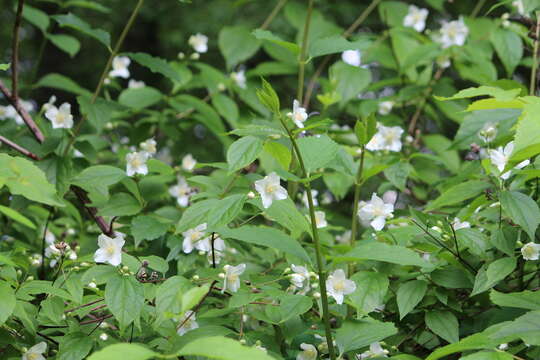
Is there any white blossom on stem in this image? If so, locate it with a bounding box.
[222,263,246,293]
[326,269,356,305]
[254,172,288,209]
[297,343,317,360]
[403,5,429,32]
[45,102,74,129]
[189,33,208,53]
[182,154,197,172]
[358,193,394,231]
[94,232,125,266]
[182,223,210,254]
[126,152,149,177]
[109,56,131,78]
[341,50,362,67]
[287,100,309,128]
[22,342,47,360]
[177,310,199,336]
[521,242,540,260]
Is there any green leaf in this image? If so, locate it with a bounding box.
[217,225,312,264]
[511,102,540,162]
[212,94,239,128]
[207,194,247,228]
[131,215,170,246]
[176,199,219,232]
[263,141,291,170]
[0,154,64,207]
[23,5,49,32]
[330,61,371,102]
[436,86,521,101]
[64,1,111,13]
[263,294,312,324]
[57,332,93,360]
[88,344,156,360]
[47,34,81,57]
[218,26,260,69]
[36,73,92,96]
[336,320,398,353]
[471,257,516,296]
[177,336,274,360]
[52,13,111,47]
[425,333,496,360]
[254,197,311,239]
[105,275,144,328]
[341,242,431,268]
[425,180,490,211]
[226,136,263,173]
[256,78,280,114]
[181,283,210,313]
[490,290,540,310]
[0,281,16,325]
[425,310,459,343]
[252,29,299,55]
[491,310,540,345]
[99,193,142,217]
[77,96,123,132]
[500,191,540,240]
[384,161,412,191]
[0,63,10,71]
[17,280,73,300]
[490,28,523,77]
[461,351,513,360]
[297,135,340,173]
[71,165,126,202]
[125,52,182,82]
[118,87,163,109]
[349,272,389,314]
[0,205,36,229]
[155,276,190,324]
[396,280,428,320]
[308,35,369,58]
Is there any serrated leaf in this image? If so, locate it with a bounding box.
[125,52,182,82]
[105,275,144,328]
[297,135,339,173]
[396,280,428,319]
[227,136,263,173]
[500,191,540,240]
[52,13,110,47]
[425,310,459,343]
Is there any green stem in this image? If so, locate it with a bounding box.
[64,0,145,156]
[297,0,314,103]
[346,145,365,318]
[471,0,487,18]
[260,0,288,30]
[278,116,336,360]
[530,12,540,96]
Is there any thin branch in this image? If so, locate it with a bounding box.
[176,280,217,332]
[80,314,113,325]
[70,186,114,236]
[65,0,146,155]
[260,0,288,30]
[40,208,54,280]
[65,298,104,313]
[296,0,314,103]
[0,81,45,143]
[12,0,25,101]
[0,135,40,160]
[36,331,59,346]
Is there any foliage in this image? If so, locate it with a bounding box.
[0,0,540,359]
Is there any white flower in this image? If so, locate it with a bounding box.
[128,79,145,89]
[254,172,288,209]
[358,342,389,359]
[0,105,16,120]
[366,124,403,152]
[290,264,310,293]
[169,176,191,207]
[382,190,398,205]
[326,269,356,305]
[297,343,317,360]
[521,242,540,260]
[182,154,197,172]
[488,141,530,180]
[452,218,470,230]
[478,123,497,143]
[177,310,199,336]
[189,33,208,53]
[41,95,57,111]
[94,232,125,266]
[301,189,319,208]
[99,333,108,341]
[287,100,309,128]
[182,223,210,254]
[231,69,247,89]
[358,193,394,231]
[223,263,246,293]
[126,151,149,177]
[403,5,429,32]
[378,101,394,116]
[498,343,509,350]
[45,102,74,129]
[44,244,61,259]
[313,211,327,229]
[45,230,56,245]
[438,17,469,48]
[140,138,157,156]
[109,56,131,79]
[336,230,352,244]
[342,50,362,67]
[88,281,97,289]
[513,0,525,15]
[22,342,47,360]
[207,236,226,264]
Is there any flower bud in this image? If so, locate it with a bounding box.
[247,191,256,199]
[190,53,200,60]
[313,292,321,299]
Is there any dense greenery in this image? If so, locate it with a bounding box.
[1,0,540,359]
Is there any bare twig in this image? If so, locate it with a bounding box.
[70,186,114,236]
[65,298,104,313]
[176,280,217,332]
[0,135,40,160]
[260,0,288,30]
[0,81,45,143]
[12,0,25,101]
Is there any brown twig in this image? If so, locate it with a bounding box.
[176,280,217,332]
[70,186,115,236]
[36,331,59,346]
[0,135,40,160]
[65,298,104,313]
[12,0,25,101]
[80,314,113,325]
[260,0,288,30]
[0,81,45,143]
